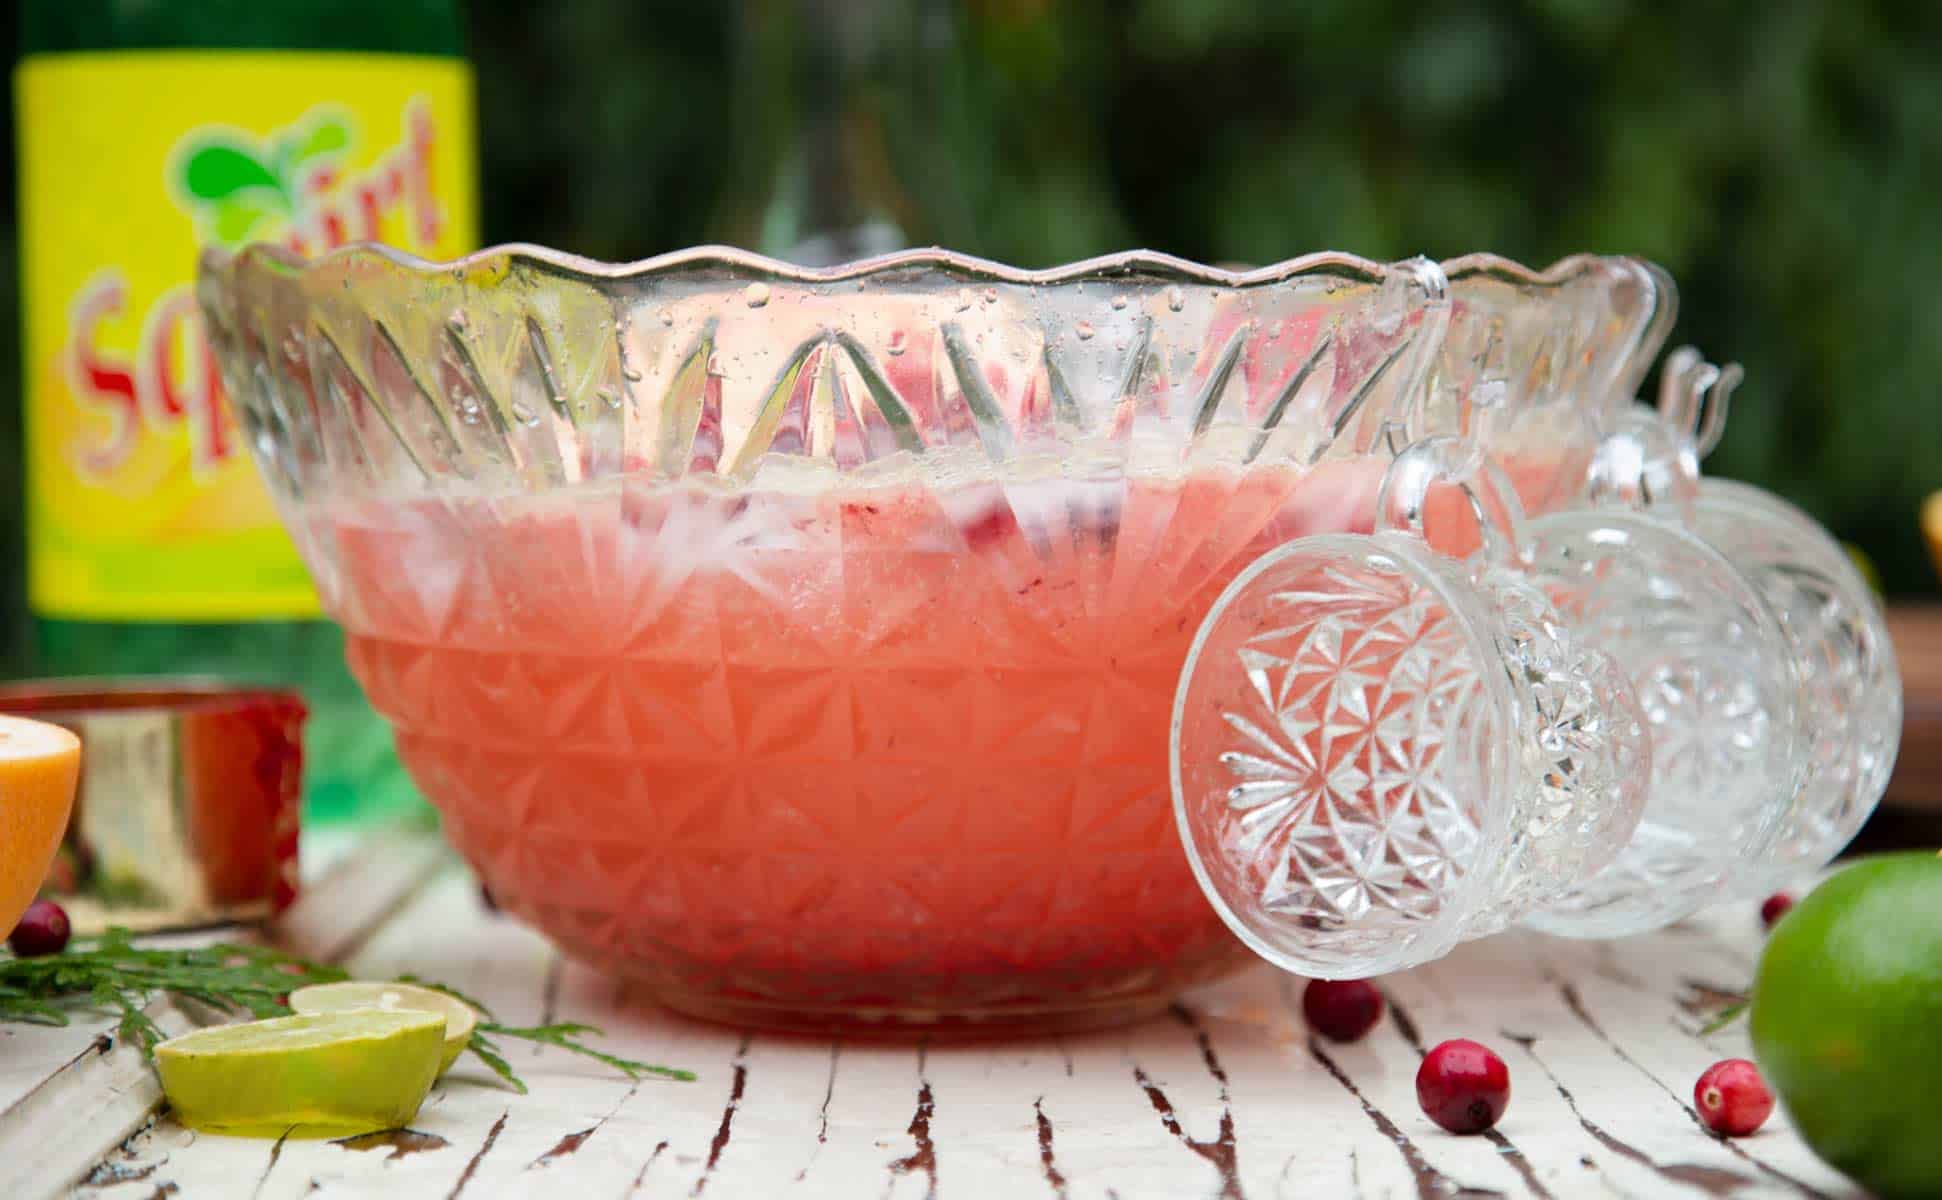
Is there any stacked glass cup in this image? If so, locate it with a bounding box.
[1169,256,1900,980]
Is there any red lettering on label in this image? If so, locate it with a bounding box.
[137,287,231,475]
[403,100,440,245]
[353,179,386,242]
[277,100,444,257]
[66,276,233,483]
[140,291,194,422]
[65,273,141,478]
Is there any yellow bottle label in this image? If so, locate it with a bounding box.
[16,51,478,620]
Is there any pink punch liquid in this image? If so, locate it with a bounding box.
[328,453,1560,1030]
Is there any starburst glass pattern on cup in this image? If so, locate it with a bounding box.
[1521,505,1803,937]
[1172,438,1648,979]
[1688,479,1899,888]
[1555,348,1897,913]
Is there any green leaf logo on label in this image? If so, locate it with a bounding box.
[291,117,351,165]
[182,144,282,204]
[170,107,359,247]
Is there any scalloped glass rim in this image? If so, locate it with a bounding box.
[200,240,1670,297]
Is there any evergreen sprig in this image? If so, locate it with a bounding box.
[397,975,695,1090]
[0,931,691,1091]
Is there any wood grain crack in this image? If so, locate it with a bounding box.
[1590,944,1647,990]
[83,1120,163,1189]
[530,1081,639,1169]
[249,1126,293,1200]
[1505,1029,1755,1198]
[624,1140,669,1197]
[335,1128,450,1161]
[796,1042,840,1183]
[538,953,565,1040]
[1674,979,1747,1026]
[1274,1149,1302,1200]
[1033,1098,1070,1199]
[1385,993,1554,1199]
[886,1046,938,1200]
[1552,981,1833,1199]
[1308,1038,1503,1200]
[1172,1004,1245,1196]
[818,1042,839,1145]
[1130,1055,1243,1198]
[81,1159,158,1187]
[691,1036,750,1197]
[1171,1004,1232,1093]
[446,1110,507,1199]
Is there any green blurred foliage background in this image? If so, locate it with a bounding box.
[2,0,1940,667]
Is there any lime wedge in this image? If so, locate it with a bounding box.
[289,981,478,1073]
[155,1010,445,1138]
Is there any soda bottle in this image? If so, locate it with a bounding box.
[14,0,479,823]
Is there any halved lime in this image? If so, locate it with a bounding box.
[288,981,478,1073]
[155,1010,445,1138]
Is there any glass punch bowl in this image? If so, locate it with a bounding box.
[199,243,1667,1032]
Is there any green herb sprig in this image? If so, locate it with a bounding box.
[397,975,694,1091]
[0,929,691,1091]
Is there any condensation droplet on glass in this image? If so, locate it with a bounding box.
[596,386,622,409]
[743,282,771,308]
[1166,286,1185,312]
[955,288,975,311]
[447,310,470,334]
[886,330,907,357]
[1110,295,1129,311]
[658,310,675,326]
[982,287,998,305]
[621,363,643,382]
[510,401,539,427]
[1076,321,1096,341]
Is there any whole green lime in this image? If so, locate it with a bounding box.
[1750,852,1942,1199]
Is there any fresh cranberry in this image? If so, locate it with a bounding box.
[1759,892,1794,929]
[1302,978,1385,1043]
[1416,1039,1511,1134]
[1694,1059,1773,1137]
[8,899,71,957]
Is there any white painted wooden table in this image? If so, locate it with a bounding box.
[3,836,1861,1199]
